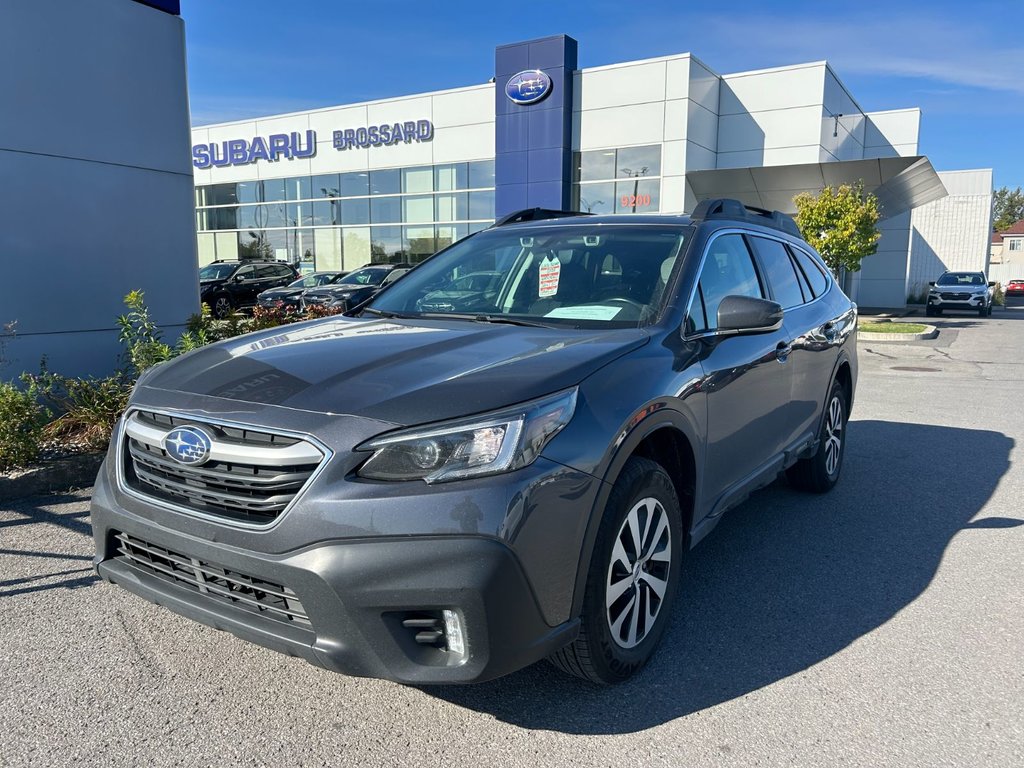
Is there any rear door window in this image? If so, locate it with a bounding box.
[749,236,806,309]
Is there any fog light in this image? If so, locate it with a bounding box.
[443,609,465,655]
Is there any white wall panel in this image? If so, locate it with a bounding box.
[578,102,666,150]
[719,105,822,153]
[663,99,689,142]
[661,176,687,214]
[578,61,667,111]
[687,100,718,152]
[719,64,825,115]
[864,109,920,152]
[662,140,686,177]
[431,123,495,163]
[685,141,718,171]
[431,86,494,128]
[367,96,433,127]
[307,105,369,136]
[688,58,720,113]
[665,56,690,100]
[308,142,370,174]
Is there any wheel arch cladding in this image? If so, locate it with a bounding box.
[570,419,698,618]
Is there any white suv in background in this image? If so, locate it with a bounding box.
[926,271,994,317]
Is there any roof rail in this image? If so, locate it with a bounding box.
[690,198,802,238]
[491,208,591,228]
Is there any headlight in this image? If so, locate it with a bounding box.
[356,389,578,483]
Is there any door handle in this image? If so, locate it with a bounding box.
[776,341,793,361]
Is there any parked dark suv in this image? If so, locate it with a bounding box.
[199,260,299,317]
[91,200,857,685]
[301,263,412,311]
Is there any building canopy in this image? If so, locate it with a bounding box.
[686,156,947,220]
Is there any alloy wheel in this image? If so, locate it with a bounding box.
[824,395,844,476]
[605,497,672,649]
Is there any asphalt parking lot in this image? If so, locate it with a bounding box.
[2,308,1022,768]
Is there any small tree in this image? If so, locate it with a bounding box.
[794,182,881,275]
[993,186,1024,233]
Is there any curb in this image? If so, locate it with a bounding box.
[0,452,104,503]
[858,323,938,342]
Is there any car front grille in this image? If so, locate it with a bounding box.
[120,410,326,527]
[939,292,972,300]
[113,531,310,626]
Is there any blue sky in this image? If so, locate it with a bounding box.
[180,0,1023,188]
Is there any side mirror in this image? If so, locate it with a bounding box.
[716,295,784,335]
[988,281,996,287]
[928,281,936,287]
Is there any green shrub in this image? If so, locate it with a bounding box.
[0,381,48,470]
[23,366,130,451]
[117,290,172,376]
[994,283,1005,306]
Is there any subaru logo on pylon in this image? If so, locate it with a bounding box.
[505,70,553,105]
[163,426,214,466]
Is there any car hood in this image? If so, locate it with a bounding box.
[139,315,649,424]
[260,287,303,299]
[305,285,371,297]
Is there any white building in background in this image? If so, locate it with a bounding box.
[190,34,992,309]
[1,0,197,379]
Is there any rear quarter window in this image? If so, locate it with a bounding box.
[789,246,829,298]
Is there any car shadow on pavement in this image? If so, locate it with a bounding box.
[424,419,1016,734]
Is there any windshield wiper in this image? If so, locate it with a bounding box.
[413,312,553,328]
[358,307,410,319]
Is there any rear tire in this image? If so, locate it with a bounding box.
[925,305,935,317]
[549,457,683,684]
[787,379,847,494]
[978,306,987,318]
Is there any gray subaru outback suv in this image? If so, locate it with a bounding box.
[91,199,857,685]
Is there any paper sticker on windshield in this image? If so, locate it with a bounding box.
[544,306,622,321]
[538,256,561,297]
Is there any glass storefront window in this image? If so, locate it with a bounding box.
[370,168,400,196]
[577,150,616,182]
[236,181,261,204]
[262,202,288,229]
[311,174,341,199]
[435,193,468,222]
[340,171,370,197]
[468,160,495,189]
[402,167,433,194]
[435,163,468,192]
[287,202,315,227]
[576,182,615,214]
[237,205,261,230]
[340,198,370,226]
[616,145,661,179]
[312,200,339,226]
[405,226,436,261]
[262,178,287,202]
[370,225,406,262]
[285,176,312,201]
[614,178,660,214]
[290,228,315,263]
[468,190,495,220]
[403,195,434,224]
[436,224,468,251]
[371,196,402,224]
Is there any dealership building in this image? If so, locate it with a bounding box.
[191,34,993,309]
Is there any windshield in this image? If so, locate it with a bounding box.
[290,273,336,288]
[331,267,389,286]
[199,264,238,280]
[937,272,984,286]
[367,225,690,327]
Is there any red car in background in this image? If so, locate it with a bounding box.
[1005,280,1024,297]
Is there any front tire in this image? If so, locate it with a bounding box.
[787,379,848,493]
[549,457,683,684]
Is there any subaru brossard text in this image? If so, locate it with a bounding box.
[91,200,857,685]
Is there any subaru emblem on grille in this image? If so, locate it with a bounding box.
[162,426,214,466]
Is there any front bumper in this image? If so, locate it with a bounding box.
[92,473,578,684]
[927,293,988,310]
